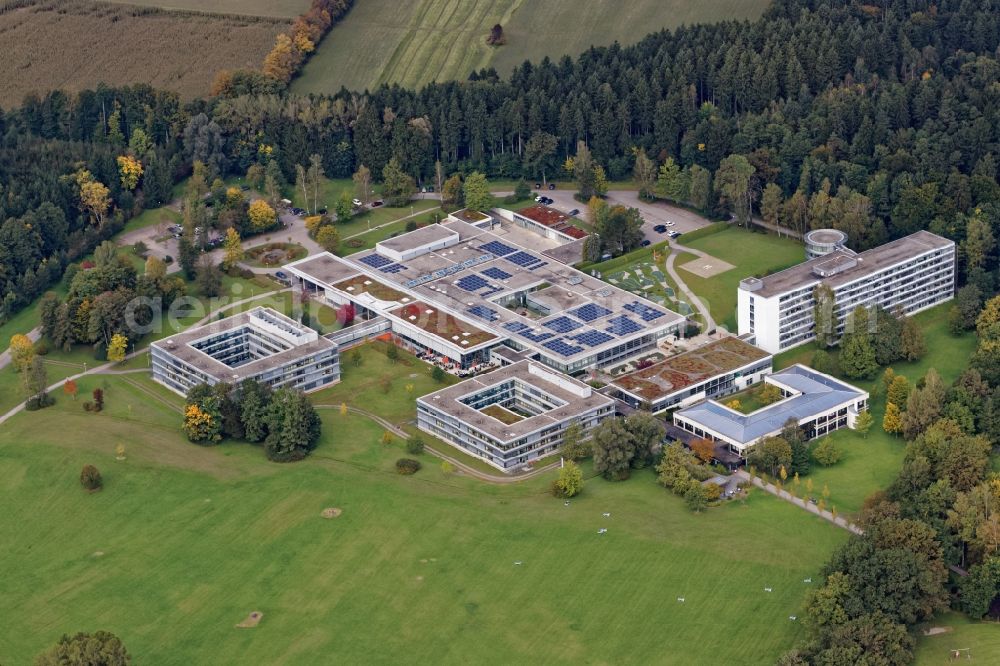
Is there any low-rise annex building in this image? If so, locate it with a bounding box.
[417,360,616,472]
[151,307,340,395]
[671,364,869,459]
[738,230,955,353]
[609,336,773,413]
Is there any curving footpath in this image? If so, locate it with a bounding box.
[664,242,718,332]
[735,470,863,535]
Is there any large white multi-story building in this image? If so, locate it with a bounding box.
[738,230,955,353]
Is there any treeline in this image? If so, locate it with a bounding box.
[782,296,1000,664]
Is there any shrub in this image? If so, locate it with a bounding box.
[812,438,842,466]
[346,238,364,248]
[164,255,174,264]
[35,630,129,665]
[396,458,422,475]
[34,340,49,356]
[83,401,93,412]
[25,393,55,411]
[406,434,425,455]
[80,464,102,491]
[405,220,418,232]
[92,388,104,412]
[133,240,149,256]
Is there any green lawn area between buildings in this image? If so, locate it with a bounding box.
[914,612,1000,664]
[0,365,848,664]
[677,227,804,332]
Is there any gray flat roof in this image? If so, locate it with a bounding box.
[417,360,614,442]
[377,223,456,252]
[674,364,867,445]
[741,230,954,297]
[286,219,685,363]
[151,308,336,383]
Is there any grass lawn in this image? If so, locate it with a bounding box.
[772,302,978,517]
[0,371,847,664]
[309,341,458,426]
[678,227,804,331]
[914,612,1000,664]
[244,242,308,268]
[335,199,440,240]
[121,206,181,235]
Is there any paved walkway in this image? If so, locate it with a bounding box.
[735,470,863,535]
[663,242,718,332]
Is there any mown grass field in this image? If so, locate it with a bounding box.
[0,364,848,664]
[0,1,288,106]
[678,227,804,331]
[914,612,1000,664]
[292,0,770,94]
[105,0,309,18]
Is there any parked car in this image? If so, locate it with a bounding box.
[534,195,544,202]
[352,198,363,207]
[548,183,556,190]
[653,224,667,233]
[292,207,305,216]
[640,239,651,247]
[540,196,553,205]
[534,182,542,189]
[568,209,580,216]
[665,220,676,227]
[667,230,681,239]
[371,200,384,207]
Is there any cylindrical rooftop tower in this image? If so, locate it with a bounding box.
[805,229,848,260]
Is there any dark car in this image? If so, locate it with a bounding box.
[534,182,542,189]
[548,183,556,190]
[240,184,250,191]
[568,209,580,216]
[653,224,667,233]
[317,207,328,215]
[542,196,554,205]
[371,200,384,207]
[292,207,305,216]
[640,239,651,247]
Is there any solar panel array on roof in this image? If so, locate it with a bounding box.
[502,321,552,342]
[572,329,615,347]
[480,241,517,257]
[543,338,585,357]
[606,315,643,336]
[359,254,392,269]
[506,251,547,270]
[624,301,666,321]
[380,263,407,274]
[456,275,490,292]
[543,316,583,333]
[467,305,499,322]
[482,267,512,280]
[571,303,612,322]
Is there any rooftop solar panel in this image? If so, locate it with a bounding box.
[505,251,546,269]
[482,267,512,280]
[503,321,530,334]
[467,305,499,322]
[571,330,615,347]
[519,329,554,343]
[624,301,666,321]
[542,338,585,357]
[480,241,517,257]
[606,315,643,336]
[543,316,583,333]
[456,275,490,292]
[359,254,392,269]
[571,303,613,322]
[380,263,407,274]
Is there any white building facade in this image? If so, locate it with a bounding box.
[738,230,955,353]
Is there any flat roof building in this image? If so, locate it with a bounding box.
[609,336,772,413]
[738,230,955,353]
[511,205,588,241]
[417,360,616,472]
[151,307,339,395]
[285,219,685,373]
[673,365,868,457]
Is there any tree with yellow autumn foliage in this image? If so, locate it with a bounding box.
[247,199,278,232]
[8,334,34,373]
[222,228,244,269]
[107,333,128,363]
[74,169,111,228]
[184,403,221,443]
[116,155,143,191]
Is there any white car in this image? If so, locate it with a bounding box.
[665,220,676,227]
[352,198,363,207]
[535,195,544,202]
